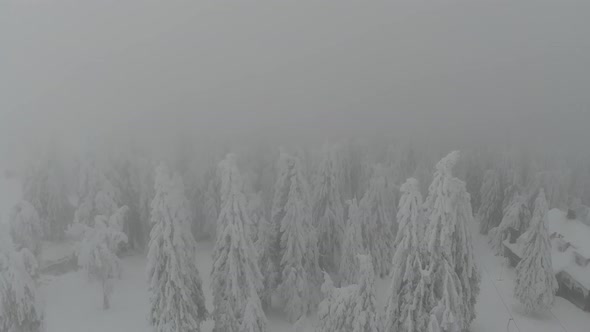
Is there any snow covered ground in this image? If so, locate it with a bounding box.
[39,242,292,332]
[3,170,589,332]
[38,226,590,332]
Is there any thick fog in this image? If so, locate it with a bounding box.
[3,2,590,332]
[2,0,590,164]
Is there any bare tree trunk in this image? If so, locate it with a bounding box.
[102,279,110,310]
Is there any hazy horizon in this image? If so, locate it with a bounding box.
[2,0,589,162]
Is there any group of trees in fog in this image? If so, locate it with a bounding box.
[2,136,589,331]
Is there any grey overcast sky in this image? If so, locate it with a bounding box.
[1,0,589,160]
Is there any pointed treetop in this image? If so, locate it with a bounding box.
[218,153,244,202]
[435,151,460,176]
[400,177,420,195]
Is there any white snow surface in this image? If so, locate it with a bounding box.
[38,229,590,332]
[547,208,590,259]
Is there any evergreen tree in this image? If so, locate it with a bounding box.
[0,230,42,332]
[514,189,558,312]
[269,150,294,288]
[312,146,345,271]
[133,154,155,248]
[256,207,277,310]
[477,169,503,234]
[316,272,355,332]
[339,198,366,285]
[112,149,154,249]
[276,153,321,322]
[489,193,531,255]
[359,165,395,277]
[247,191,266,246]
[423,151,480,332]
[22,150,69,240]
[147,164,207,331]
[74,158,120,227]
[201,163,220,240]
[211,154,266,332]
[9,201,44,258]
[385,178,430,332]
[316,255,381,332]
[350,255,382,332]
[240,292,268,332]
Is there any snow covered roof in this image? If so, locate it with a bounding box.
[504,208,590,290]
[547,209,590,290]
[547,209,590,259]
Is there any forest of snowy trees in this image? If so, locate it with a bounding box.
[2,134,589,332]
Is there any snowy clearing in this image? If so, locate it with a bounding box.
[38,229,590,332]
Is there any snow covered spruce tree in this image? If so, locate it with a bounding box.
[350,255,382,332]
[256,205,278,310]
[147,163,207,331]
[514,189,558,312]
[358,165,395,277]
[9,200,44,258]
[477,169,503,234]
[489,193,531,255]
[317,255,381,332]
[201,163,221,240]
[423,151,480,332]
[240,290,268,332]
[275,152,322,322]
[385,178,431,332]
[266,150,295,303]
[77,213,128,309]
[74,158,120,227]
[211,154,267,332]
[339,198,367,285]
[0,229,43,332]
[22,151,69,240]
[246,191,267,247]
[312,146,345,271]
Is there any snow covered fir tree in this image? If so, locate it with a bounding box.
[358,165,396,278]
[210,154,267,332]
[317,254,381,332]
[422,151,480,332]
[9,200,44,258]
[312,146,346,271]
[489,193,531,255]
[477,169,503,234]
[514,189,558,313]
[146,164,207,331]
[385,177,429,332]
[339,198,367,285]
[273,152,322,322]
[0,225,43,332]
